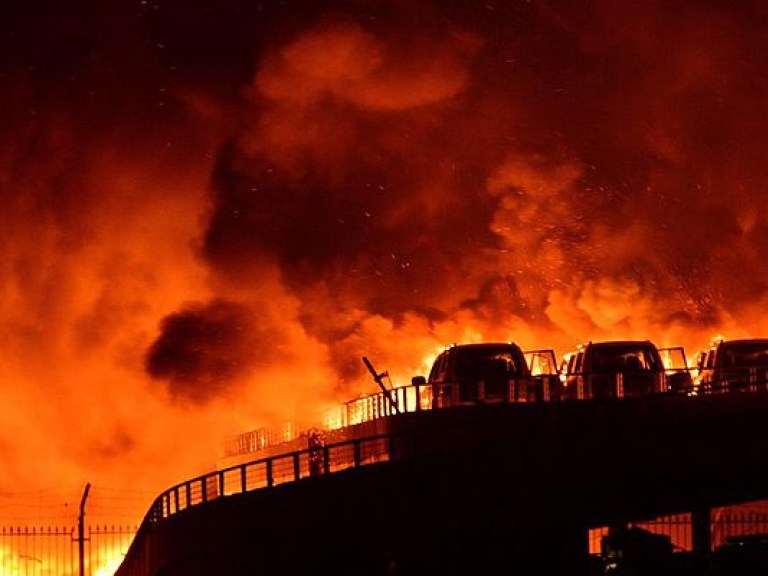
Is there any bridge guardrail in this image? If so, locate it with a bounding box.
[149,370,768,522]
[147,433,397,523]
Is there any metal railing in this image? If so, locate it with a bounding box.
[229,369,768,456]
[337,375,555,428]
[147,434,396,523]
[134,370,768,537]
[695,367,768,395]
[0,524,136,576]
[589,506,768,554]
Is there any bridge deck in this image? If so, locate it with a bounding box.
[116,390,768,576]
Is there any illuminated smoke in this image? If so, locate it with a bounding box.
[1,0,768,525]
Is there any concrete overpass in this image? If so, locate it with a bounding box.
[115,390,768,575]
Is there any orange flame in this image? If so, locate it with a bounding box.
[2,3,768,552]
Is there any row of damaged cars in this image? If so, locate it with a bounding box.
[554,336,768,400]
[414,336,768,406]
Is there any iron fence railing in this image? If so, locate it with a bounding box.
[335,375,561,428]
[147,434,396,523]
[332,368,768,428]
[588,507,768,554]
[0,524,136,576]
[228,370,768,458]
[147,371,768,527]
[696,367,768,395]
[138,371,768,532]
[115,434,400,575]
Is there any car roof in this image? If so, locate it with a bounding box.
[719,338,768,347]
[569,340,656,353]
[587,340,655,348]
[444,342,522,351]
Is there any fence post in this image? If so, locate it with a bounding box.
[353,439,361,467]
[692,506,712,556]
[323,446,331,475]
[78,483,91,576]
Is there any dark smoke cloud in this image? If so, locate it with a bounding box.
[146,299,283,403]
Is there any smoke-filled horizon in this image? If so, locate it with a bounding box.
[2,0,768,522]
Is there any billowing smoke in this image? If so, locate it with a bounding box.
[193,0,768,367]
[2,0,768,528]
[146,299,268,402]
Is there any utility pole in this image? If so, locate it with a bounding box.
[77,483,91,576]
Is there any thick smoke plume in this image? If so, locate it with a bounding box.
[1,0,768,528]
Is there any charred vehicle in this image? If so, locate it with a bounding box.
[411,342,561,406]
[694,337,768,394]
[560,340,692,400]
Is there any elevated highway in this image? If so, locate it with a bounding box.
[116,389,768,575]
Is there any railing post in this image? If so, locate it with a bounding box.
[293,453,301,480]
[201,478,207,503]
[414,382,421,411]
[692,506,712,557]
[323,446,331,474]
[353,439,361,467]
[241,465,247,494]
[616,373,624,398]
[266,459,274,487]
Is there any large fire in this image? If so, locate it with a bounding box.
[2,1,768,571]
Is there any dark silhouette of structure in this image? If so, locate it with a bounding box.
[115,343,768,576]
[115,391,768,576]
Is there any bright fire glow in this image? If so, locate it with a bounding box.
[94,554,125,576]
[3,4,768,572]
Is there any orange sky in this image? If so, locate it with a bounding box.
[1,0,768,527]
